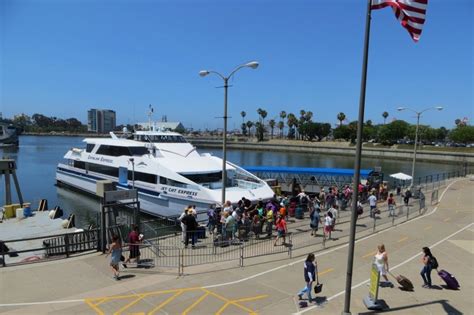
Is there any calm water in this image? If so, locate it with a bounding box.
[1,136,462,227]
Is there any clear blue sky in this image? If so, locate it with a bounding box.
[1,0,472,130]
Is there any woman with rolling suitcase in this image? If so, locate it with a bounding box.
[420,247,434,288]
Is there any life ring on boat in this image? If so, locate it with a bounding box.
[21,255,41,262]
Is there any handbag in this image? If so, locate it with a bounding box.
[120,255,125,262]
[314,266,323,294]
[314,283,323,294]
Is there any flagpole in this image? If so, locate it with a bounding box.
[342,0,372,314]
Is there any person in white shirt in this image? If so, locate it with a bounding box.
[324,212,334,240]
[368,193,377,218]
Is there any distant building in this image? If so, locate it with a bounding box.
[136,121,185,132]
[87,109,116,133]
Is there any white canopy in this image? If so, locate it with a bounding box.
[389,172,413,181]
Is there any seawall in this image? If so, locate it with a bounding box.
[188,139,474,165]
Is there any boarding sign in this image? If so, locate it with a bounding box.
[368,263,380,300]
[104,189,138,203]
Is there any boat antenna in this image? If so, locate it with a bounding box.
[148,104,154,131]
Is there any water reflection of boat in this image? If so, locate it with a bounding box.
[0,123,19,147]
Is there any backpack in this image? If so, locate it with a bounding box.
[430,256,439,269]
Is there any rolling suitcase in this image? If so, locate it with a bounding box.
[438,269,460,289]
[389,272,414,291]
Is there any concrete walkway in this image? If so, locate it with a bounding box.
[0,177,472,315]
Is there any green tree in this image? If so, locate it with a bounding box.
[277,121,285,138]
[255,121,266,141]
[337,112,346,127]
[286,113,297,139]
[378,120,410,144]
[268,119,276,139]
[241,122,247,136]
[382,111,389,124]
[449,125,474,143]
[246,120,254,138]
[240,111,246,124]
[333,125,351,140]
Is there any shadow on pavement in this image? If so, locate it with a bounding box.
[358,299,462,314]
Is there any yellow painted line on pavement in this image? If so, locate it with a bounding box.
[362,250,377,258]
[444,217,451,222]
[318,268,334,276]
[397,236,408,243]
[113,294,146,315]
[147,290,184,315]
[204,289,257,314]
[232,294,269,303]
[424,225,432,231]
[85,299,105,315]
[182,291,210,315]
[215,301,231,315]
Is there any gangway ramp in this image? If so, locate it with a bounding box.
[244,166,376,193]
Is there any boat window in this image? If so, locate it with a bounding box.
[88,163,118,177]
[86,144,95,153]
[96,145,130,157]
[128,171,156,184]
[136,135,187,143]
[159,176,187,188]
[73,161,86,169]
[0,128,3,136]
[129,147,149,156]
[181,172,222,184]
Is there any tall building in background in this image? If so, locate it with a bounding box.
[87,109,116,133]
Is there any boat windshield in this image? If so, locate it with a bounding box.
[134,134,187,143]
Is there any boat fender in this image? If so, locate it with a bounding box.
[49,210,55,219]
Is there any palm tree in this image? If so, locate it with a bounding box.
[246,120,254,138]
[257,108,263,122]
[337,112,346,127]
[277,121,285,138]
[382,111,389,124]
[455,118,461,126]
[279,111,287,121]
[241,111,246,124]
[304,111,313,122]
[287,113,297,139]
[261,110,267,125]
[268,119,276,139]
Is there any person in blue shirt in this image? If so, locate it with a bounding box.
[297,253,317,302]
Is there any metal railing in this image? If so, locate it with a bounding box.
[117,172,462,275]
[0,229,100,267]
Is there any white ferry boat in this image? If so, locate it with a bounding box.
[56,130,274,217]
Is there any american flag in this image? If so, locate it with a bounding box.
[371,0,428,42]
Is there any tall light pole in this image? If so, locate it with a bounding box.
[397,106,443,187]
[199,61,259,206]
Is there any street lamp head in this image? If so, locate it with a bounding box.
[435,106,443,111]
[397,107,406,111]
[199,70,210,77]
[245,61,259,69]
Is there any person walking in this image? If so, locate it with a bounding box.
[124,224,141,267]
[387,193,396,217]
[324,212,333,240]
[374,244,393,287]
[207,205,217,235]
[403,188,412,207]
[297,253,317,302]
[106,234,123,281]
[265,206,274,237]
[368,192,377,218]
[420,247,434,288]
[274,213,287,246]
[310,205,321,236]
